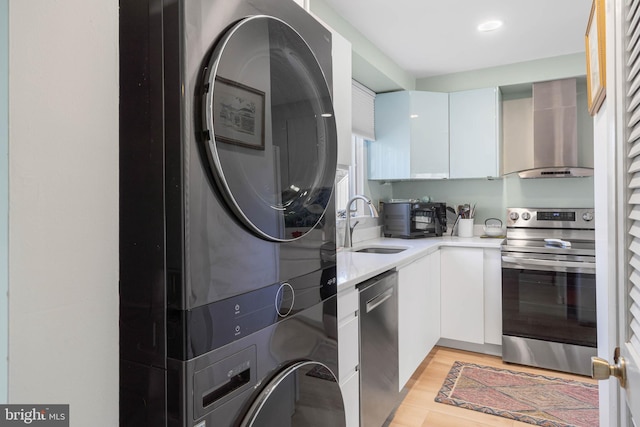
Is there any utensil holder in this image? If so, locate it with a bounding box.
[458,218,474,237]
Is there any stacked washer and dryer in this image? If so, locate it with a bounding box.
[119,0,345,425]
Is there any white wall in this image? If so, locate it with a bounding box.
[8,1,119,424]
[0,0,8,404]
[416,53,587,92]
[309,0,415,92]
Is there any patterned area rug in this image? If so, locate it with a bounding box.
[435,361,599,427]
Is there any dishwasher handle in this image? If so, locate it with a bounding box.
[366,288,394,313]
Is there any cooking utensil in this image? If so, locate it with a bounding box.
[452,214,462,236]
[445,207,458,235]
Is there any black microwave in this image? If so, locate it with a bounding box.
[382,201,447,238]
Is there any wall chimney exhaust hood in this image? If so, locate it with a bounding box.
[511,78,594,179]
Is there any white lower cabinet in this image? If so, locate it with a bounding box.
[440,247,485,344]
[440,246,503,346]
[340,370,359,427]
[397,251,440,391]
[337,285,359,427]
[483,248,502,345]
[336,244,502,426]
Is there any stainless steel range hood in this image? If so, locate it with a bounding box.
[515,78,593,178]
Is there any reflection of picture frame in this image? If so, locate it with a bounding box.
[213,76,265,150]
[585,0,606,116]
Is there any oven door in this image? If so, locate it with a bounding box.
[501,253,597,348]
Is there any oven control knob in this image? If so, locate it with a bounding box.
[583,212,594,222]
[521,212,531,220]
[509,212,519,221]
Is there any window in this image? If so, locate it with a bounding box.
[335,81,375,217]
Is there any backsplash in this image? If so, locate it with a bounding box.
[391,174,594,223]
[336,217,382,248]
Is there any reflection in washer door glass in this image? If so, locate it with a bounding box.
[207,16,337,241]
[244,362,345,427]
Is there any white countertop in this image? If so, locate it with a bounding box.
[337,236,504,290]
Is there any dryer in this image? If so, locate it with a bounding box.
[119,0,342,425]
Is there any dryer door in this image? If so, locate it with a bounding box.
[201,15,337,242]
[239,361,345,427]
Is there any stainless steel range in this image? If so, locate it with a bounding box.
[501,208,596,376]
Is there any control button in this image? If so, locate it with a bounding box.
[583,212,594,221]
[275,283,295,318]
[522,212,531,220]
[509,212,519,220]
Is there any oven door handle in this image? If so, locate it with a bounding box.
[501,255,595,273]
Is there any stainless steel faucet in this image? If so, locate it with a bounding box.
[343,195,379,248]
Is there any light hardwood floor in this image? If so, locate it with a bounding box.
[389,346,598,427]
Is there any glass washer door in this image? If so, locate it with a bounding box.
[239,361,345,427]
[201,15,337,242]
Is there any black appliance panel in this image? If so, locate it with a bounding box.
[502,267,597,347]
[167,295,342,427]
[537,211,576,221]
[121,294,343,426]
[167,266,337,360]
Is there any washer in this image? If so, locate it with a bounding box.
[119,0,342,425]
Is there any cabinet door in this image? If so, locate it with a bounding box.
[337,285,360,427]
[449,87,500,178]
[340,369,360,427]
[337,285,359,381]
[370,92,411,179]
[440,247,484,343]
[398,254,435,390]
[483,248,502,345]
[502,96,533,175]
[410,91,449,179]
[370,91,449,180]
[426,250,441,350]
[332,30,352,167]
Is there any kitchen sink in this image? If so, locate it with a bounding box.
[354,246,407,254]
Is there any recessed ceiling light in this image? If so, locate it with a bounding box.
[478,20,503,32]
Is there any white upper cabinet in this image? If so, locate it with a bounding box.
[449,87,502,179]
[370,87,502,181]
[369,91,449,180]
[324,26,352,167]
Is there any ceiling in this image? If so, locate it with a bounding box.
[321,0,594,80]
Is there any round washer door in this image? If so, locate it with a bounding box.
[239,361,345,427]
[201,15,337,242]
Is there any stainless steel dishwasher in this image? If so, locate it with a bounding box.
[358,269,399,427]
